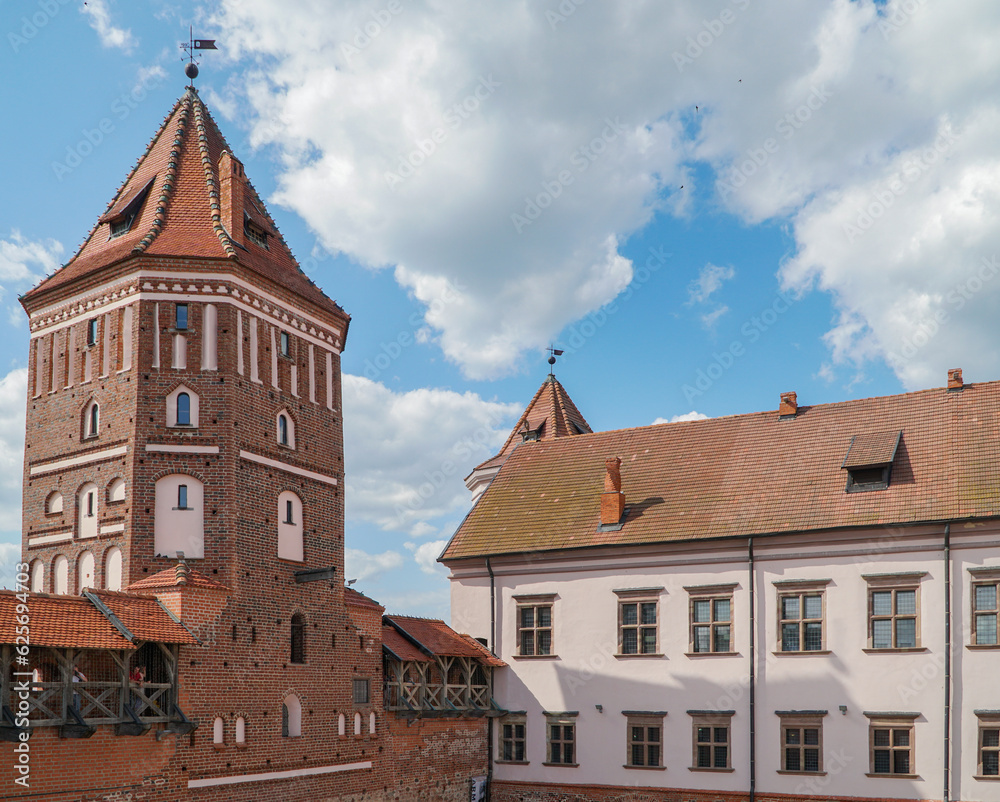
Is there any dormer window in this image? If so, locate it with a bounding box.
[245,214,269,249]
[102,176,154,240]
[842,430,902,493]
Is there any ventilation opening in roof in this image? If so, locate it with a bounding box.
[842,430,902,493]
[104,177,154,240]
[244,214,269,249]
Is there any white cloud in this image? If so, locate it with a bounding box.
[701,305,730,329]
[0,231,62,287]
[344,547,404,583]
[342,375,520,535]
[406,539,449,577]
[0,542,20,590]
[0,369,27,536]
[687,264,735,305]
[80,0,135,52]
[653,411,709,424]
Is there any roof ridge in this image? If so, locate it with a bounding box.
[192,92,239,259]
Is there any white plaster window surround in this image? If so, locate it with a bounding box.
[277,491,304,562]
[513,593,557,658]
[83,399,99,440]
[78,483,99,539]
[166,384,199,428]
[277,409,296,449]
[614,587,664,657]
[107,477,126,503]
[45,490,64,515]
[154,474,204,559]
[863,572,927,653]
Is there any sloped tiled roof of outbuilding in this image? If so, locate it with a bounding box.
[442,379,1000,561]
[383,615,506,667]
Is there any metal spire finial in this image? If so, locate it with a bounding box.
[181,26,218,87]
[546,346,564,376]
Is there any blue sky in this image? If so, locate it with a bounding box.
[3,0,998,619]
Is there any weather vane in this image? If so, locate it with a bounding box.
[180,26,217,85]
[546,346,564,375]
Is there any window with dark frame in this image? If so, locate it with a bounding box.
[546,716,576,765]
[779,714,824,773]
[869,586,918,649]
[280,331,290,357]
[979,716,1000,777]
[176,392,191,426]
[625,715,663,768]
[86,403,99,438]
[618,597,658,655]
[290,613,306,664]
[278,414,289,446]
[87,319,98,346]
[352,678,370,705]
[779,592,824,652]
[868,717,915,776]
[691,713,732,770]
[284,499,294,524]
[499,716,526,763]
[86,491,95,517]
[175,303,188,331]
[517,602,553,656]
[688,586,735,653]
[973,581,999,646]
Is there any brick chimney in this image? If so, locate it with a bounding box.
[948,368,964,391]
[779,391,798,418]
[219,150,245,247]
[600,456,625,526]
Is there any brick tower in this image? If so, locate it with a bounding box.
[15,86,390,798]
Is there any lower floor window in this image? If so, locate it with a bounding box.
[779,714,824,773]
[868,715,916,776]
[546,715,577,765]
[500,716,526,762]
[626,714,663,767]
[691,712,733,770]
[979,715,1000,777]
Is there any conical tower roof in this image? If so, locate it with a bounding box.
[22,88,342,319]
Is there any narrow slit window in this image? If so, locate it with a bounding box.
[176,392,191,426]
[280,331,290,357]
[175,304,189,331]
[87,319,98,346]
[278,414,289,446]
[285,499,294,524]
[177,484,188,510]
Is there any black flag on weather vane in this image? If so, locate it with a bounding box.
[193,39,217,50]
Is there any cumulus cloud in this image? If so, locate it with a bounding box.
[653,411,709,424]
[342,375,519,534]
[80,0,135,52]
[0,542,20,590]
[687,264,735,305]
[344,547,404,583]
[0,369,27,536]
[0,232,63,293]
[406,539,449,577]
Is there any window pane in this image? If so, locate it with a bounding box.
[515,741,524,761]
[893,728,910,747]
[782,596,800,620]
[647,744,660,766]
[551,724,562,740]
[977,614,998,646]
[873,619,893,649]
[697,744,711,767]
[782,623,800,651]
[520,607,534,628]
[622,603,637,625]
[804,622,823,651]
[631,743,644,766]
[896,589,917,615]
[873,729,890,746]
[714,625,731,652]
[503,724,512,739]
[976,584,998,611]
[714,745,728,768]
[872,590,893,616]
[693,599,710,623]
[804,748,820,772]
[785,748,801,771]
[515,724,524,739]
[785,728,801,744]
[803,595,823,619]
[641,629,657,653]
[647,726,660,742]
[563,743,574,764]
[537,630,551,655]
[694,626,710,652]
[521,631,534,656]
[983,728,1000,748]
[641,603,657,624]
[622,629,638,654]
[537,607,551,628]
[714,727,727,743]
[697,727,711,743]
[984,752,999,776]
[873,750,890,773]
[631,726,643,741]
[896,617,917,648]
[804,728,820,745]
[893,750,910,774]
[714,598,731,622]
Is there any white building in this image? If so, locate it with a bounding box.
[442,369,1000,802]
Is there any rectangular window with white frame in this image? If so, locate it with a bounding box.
[689,710,734,771]
[866,712,917,777]
[774,579,829,653]
[970,567,1000,647]
[615,587,663,656]
[514,594,555,657]
[544,712,577,766]
[686,583,737,654]
[863,573,925,651]
[777,711,825,773]
[977,711,1000,778]
[498,714,527,764]
[624,711,665,769]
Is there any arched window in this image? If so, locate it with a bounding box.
[108,478,126,503]
[354,712,362,736]
[154,474,204,558]
[290,612,306,664]
[276,410,295,448]
[53,555,69,595]
[213,717,224,744]
[78,551,95,591]
[29,560,44,593]
[104,547,123,591]
[84,400,99,439]
[177,392,191,426]
[166,385,199,427]
[283,694,301,737]
[78,483,99,540]
[235,716,246,744]
[277,491,304,562]
[46,491,64,515]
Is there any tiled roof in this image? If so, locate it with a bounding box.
[345,586,385,611]
[383,615,506,667]
[126,565,230,592]
[89,590,199,645]
[22,89,347,321]
[442,379,1000,561]
[382,624,432,662]
[842,429,902,468]
[469,374,592,475]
